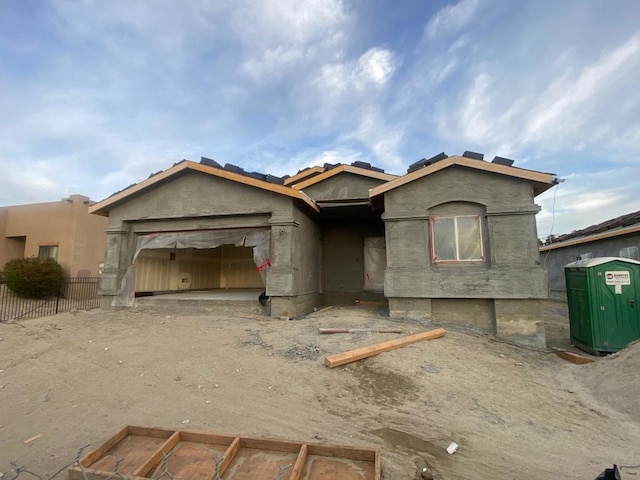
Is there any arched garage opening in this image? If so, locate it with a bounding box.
[112,228,270,306]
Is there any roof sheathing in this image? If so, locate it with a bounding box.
[369,156,557,199]
[292,165,397,190]
[89,160,319,216]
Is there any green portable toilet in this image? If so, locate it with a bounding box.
[564,257,640,354]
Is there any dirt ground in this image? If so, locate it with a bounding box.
[1,301,639,480]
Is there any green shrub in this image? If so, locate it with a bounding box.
[2,257,64,299]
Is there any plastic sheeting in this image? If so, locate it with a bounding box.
[113,228,271,307]
[363,237,386,292]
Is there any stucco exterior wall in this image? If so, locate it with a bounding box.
[0,195,107,276]
[99,171,320,315]
[382,166,548,348]
[541,231,640,292]
[322,219,385,304]
[302,173,386,201]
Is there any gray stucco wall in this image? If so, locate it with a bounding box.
[100,171,305,309]
[322,219,385,304]
[270,205,323,317]
[383,166,547,299]
[542,231,640,292]
[382,166,548,348]
[303,173,386,201]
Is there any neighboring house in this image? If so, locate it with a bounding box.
[540,210,640,293]
[0,194,108,277]
[90,153,558,348]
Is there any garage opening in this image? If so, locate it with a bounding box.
[113,228,270,307]
[135,245,264,294]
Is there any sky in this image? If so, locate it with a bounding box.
[1,0,639,240]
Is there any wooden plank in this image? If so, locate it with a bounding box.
[133,430,180,477]
[283,166,325,185]
[127,426,175,438]
[324,328,446,368]
[179,430,235,445]
[555,350,594,364]
[80,426,130,468]
[374,450,381,480]
[370,156,556,199]
[292,165,397,190]
[217,436,241,477]
[68,466,148,480]
[240,436,303,453]
[306,444,378,462]
[288,444,308,480]
[319,328,404,334]
[23,433,43,445]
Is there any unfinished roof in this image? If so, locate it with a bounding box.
[370,155,558,198]
[89,160,319,216]
[291,164,397,190]
[540,210,640,251]
[283,166,326,186]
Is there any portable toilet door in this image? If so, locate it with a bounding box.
[565,257,640,353]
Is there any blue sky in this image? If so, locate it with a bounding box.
[1,0,639,240]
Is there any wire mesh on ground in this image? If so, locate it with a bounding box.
[0,277,100,323]
[5,446,293,480]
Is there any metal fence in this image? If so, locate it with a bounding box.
[0,277,100,323]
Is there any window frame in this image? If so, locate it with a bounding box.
[429,214,485,264]
[619,246,639,261]
[38,244,59,261]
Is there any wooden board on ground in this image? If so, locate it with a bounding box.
[318,328,404,334]
[555,350,594,364]
[324,328,446,368]
[68,426,380,480]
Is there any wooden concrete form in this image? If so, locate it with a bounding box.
[68,425,381,480]
[324,328,446,368]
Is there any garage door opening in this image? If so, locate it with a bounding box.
[135,245,264,295]
[113,228,270,307]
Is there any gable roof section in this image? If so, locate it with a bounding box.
[89,160,319,216]
[369,155,558,199]
[292,164,397,190]
[540,210,640,251]
[283,166,326,186]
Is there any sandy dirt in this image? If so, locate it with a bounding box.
[1,302,639,480]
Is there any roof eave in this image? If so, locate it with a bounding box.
[89,160,319,216]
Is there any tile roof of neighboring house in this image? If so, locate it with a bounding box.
[540,210,640,251]
[370,154,558,198]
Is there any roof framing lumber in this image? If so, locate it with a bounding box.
[292,165,397,190]
[89,160,319,216]
[369,156,557,198]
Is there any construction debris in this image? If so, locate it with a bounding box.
[324,328,446,368]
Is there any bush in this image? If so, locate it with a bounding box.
[2,257,64,299]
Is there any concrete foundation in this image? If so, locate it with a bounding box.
[270,293,323,319]
[389,298,432,322]
[494,299,546,350]
[432,298,496,333]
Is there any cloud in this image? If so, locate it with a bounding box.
[425,0,481,39]
[434,31,640,164]
[536,164,640,239]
